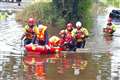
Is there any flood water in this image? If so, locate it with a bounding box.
[0,6,120,80]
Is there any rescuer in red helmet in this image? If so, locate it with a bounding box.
[21,18,38,45]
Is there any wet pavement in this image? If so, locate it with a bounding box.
[0,5,120,80]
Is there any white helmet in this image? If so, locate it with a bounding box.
[38,24,44,31]
[76,21,82,27]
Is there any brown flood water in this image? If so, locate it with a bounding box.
[0,51,111,80]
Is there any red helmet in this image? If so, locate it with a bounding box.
[66,23,73,31]
[28,18,36,26]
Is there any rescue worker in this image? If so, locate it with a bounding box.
[49,36,60,47]
[65,23,75,37]
[58,30,67,51]
[74,21,89,48]
[33,23,49,49]
[21,18,37,45]
[59,23,75,51]
[106,17,116,32]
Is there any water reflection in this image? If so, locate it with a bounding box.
[0,51,23,80]
[92,53,111,80]
[103,34,113,45]
[23,53,98,80]
[0,51,111,80]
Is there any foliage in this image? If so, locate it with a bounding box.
[107,0,120,7]
[99,0,120,8]
[16,2,65,28]
[52,0,93,31]
[16,0,94,32]
[77,0,93,30]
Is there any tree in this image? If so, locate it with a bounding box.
[53,0,93,28]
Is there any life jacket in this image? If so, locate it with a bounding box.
[59,38,65,46]
[103,27,113,33]
[24,25,37,39]
[75,30,85,39]
[36,25,47,41]
[49,36,60,47]
[105,24,116,33]
[76,28,89,37]
[65,29,75,37]
[75,28,88,42]
[64,30,73,43]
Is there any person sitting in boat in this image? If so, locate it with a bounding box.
[103,17,116,34]
[59,30,66,46]
[49,36,60,47]
[74,21,89,48]
[21,18,38,46]
[49,36,62,53]
[59,23,76,51]
[33,23,49,49]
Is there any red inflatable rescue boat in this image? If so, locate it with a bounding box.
[25,44,62,55]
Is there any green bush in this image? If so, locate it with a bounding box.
[16,0,93,33]
[77,0,93,31]
[16,2,65,28]
[52,0,93,31]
